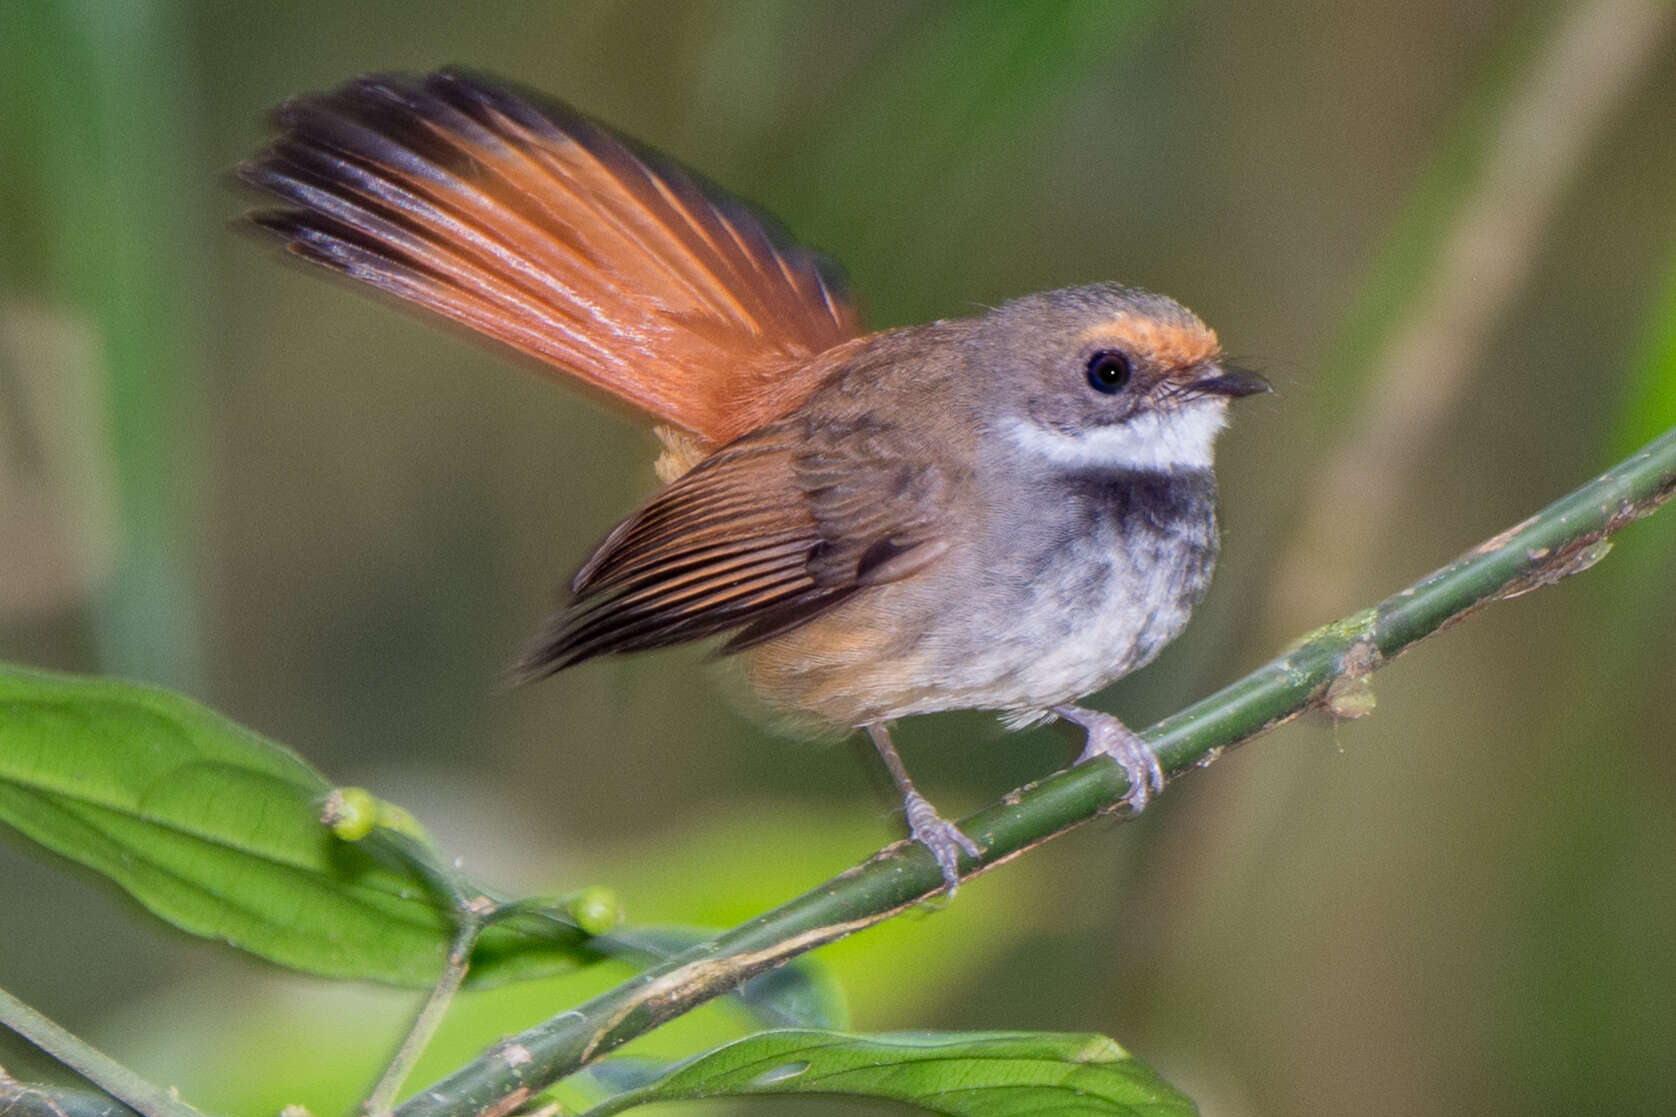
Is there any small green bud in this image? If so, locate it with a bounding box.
[321,787,377,841]
[566,886,621,936]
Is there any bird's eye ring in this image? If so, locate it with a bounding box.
[1085,349,1132,394]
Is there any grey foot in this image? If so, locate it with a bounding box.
[1053,705,1165,813]
[903,789,981,893]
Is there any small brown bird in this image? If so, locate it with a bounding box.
[242,70,1266,889]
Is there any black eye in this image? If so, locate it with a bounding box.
[1085,349,1132,394]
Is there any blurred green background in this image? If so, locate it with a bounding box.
[2,1,1675,1114]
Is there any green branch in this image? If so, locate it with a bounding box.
[0,985,204,1117]
[388,423,1676,1117]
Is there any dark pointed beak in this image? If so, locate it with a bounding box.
[1195,365,1270,398]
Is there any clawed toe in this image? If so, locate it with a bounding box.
[866,721,980,894]
[903,791,981,893]
[1054,704,1165,814]
[1085,728,1164,811]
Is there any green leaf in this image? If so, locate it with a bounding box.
[0,663,595,987]
[581,1029,1196,1117]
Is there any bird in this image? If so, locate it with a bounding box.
[240,68,1268,891]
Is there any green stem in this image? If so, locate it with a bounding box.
[393,425,1676,1117]
[0,985,206,1117]
[364,909,487,1116]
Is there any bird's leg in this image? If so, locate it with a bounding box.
[1052,704,1166,814]
[864,722,980,893]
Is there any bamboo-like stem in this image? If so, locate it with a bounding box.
[389,427,1676,1117]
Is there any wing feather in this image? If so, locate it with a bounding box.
[523,437,833,672]
[519,415,963,674]
[242,69,862,445]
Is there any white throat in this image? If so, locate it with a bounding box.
[1005,400,1229,471]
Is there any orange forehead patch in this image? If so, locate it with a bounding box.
[1078,313,1220,372]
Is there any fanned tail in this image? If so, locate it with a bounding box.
[241,69,862,446]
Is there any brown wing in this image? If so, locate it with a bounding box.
[521,415,956,674]
[240,69,861,445]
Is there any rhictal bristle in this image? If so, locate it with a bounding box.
[241,69,862,448]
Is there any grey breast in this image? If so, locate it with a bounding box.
[975,466,1221,698]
